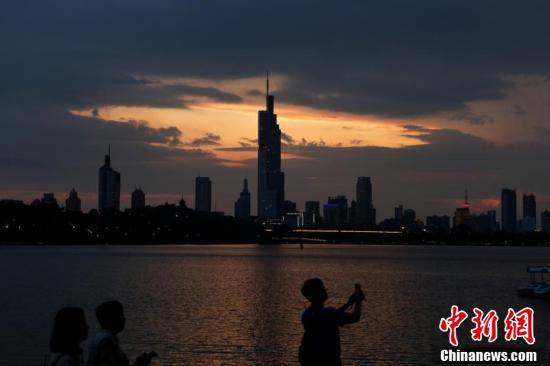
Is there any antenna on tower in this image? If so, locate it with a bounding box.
[266,70,269,96]
[464,189,469,208]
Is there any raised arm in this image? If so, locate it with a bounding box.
[339,286,365,325]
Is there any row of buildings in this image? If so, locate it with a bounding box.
[24,77,550,234]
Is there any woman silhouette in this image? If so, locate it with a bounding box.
[46,307,89,366]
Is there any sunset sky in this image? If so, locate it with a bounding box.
[3,1,550,219]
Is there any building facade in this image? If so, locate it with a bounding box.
[521,193,536,231]
[65,188,81,213]
[195,176,212,212]
[323,196,348,227]
[234,178,251,219]
[501,188,517,232]
[356,177,376,227]
[98,150,120,211]
[303,201,321,227]
[131,188,146,210]
[257,76,285,221]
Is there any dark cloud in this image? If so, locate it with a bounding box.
[246,89,264,97]
[3,1,550,117]
[402,124,432,133]
[186,132,222,147]
[281,132,295,145]
[447,111,495,125]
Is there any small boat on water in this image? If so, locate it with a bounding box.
[518,267,550,298]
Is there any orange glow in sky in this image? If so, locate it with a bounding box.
[70,75,427,164]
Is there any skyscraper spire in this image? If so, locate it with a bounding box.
[464,189,469,208]
[266,70,269,97]
[105,144,111,167]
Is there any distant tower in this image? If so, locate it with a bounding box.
[234,178,251,219]
[98,146,121,211]
[257,72,285,221]
[501,188,517,232]
[323,196,348,227]
[453,189,470,228]
[131,187,146,210]
[356,177,376,227]
[394,205,404,224]
[304,201,321,227]
[195,176,212,212]
[65,188,82,213]
[522,193,536,231]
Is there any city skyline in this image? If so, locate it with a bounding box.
[3,1,550,219]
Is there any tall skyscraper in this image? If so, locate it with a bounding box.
[195,176,212,212]
[65,188,82,213]
[356,177,375,227]
[303,201,320,227]
[234,178,251,219]
[521,193,536,231]
[257,74,285,221]
[403,208,417,227]
[323,196,348,227]
[131,187,146,210]
[394,205,404,224]
[453,190,470,228]
[98,149,120,211]
[501,188,517,232]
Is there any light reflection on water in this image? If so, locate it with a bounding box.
[0,244,548,365]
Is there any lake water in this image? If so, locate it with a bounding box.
[0,244,548,365]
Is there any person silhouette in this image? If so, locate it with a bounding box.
[87,301,156,366]
[46,307,89,366]
[299,279,364,366]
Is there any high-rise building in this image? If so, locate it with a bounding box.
[323,196,348,227]
[257,74,285,221]
[348,201,357,226]
[521,194,536,231]
[234,179,251,219]
[41,193,58,206]
[65,188,81,213]
[453,191,470,228]
[426,215,450,231]
[356,177,375,227]
[395,205,404,225]
[541,210,550,234]
[131,187,146,210]
[283,200,297,214]
[403,208,417,227]
[487,210,498,231]
[195,176,212,212]
[501,188,517,232]
[303,201,321,227]
[98,149,121,211]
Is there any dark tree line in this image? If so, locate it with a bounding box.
[0,201,266,244]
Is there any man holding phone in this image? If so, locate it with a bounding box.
[299,279,365,366]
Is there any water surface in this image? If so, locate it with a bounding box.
[0,244,548,365]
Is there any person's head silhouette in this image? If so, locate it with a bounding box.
[301,278,328,305]
[96,301,126,335]
[50,307,89,355]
